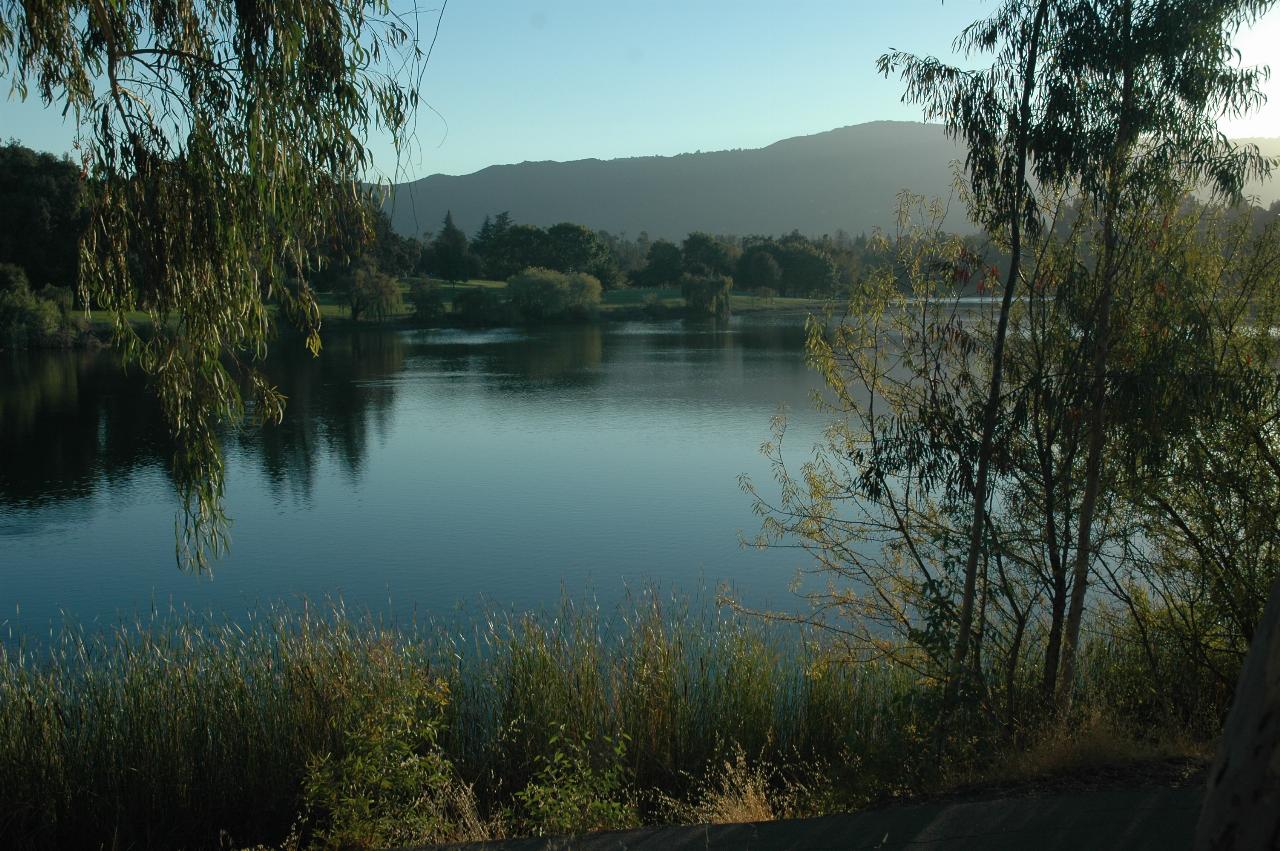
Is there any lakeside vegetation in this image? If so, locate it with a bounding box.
[0,596,1213,850]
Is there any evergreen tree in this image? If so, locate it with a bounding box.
[421,211,473,283]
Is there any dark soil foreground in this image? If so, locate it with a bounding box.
[414,759,1207,851]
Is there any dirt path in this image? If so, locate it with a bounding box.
[418,761,1206,851]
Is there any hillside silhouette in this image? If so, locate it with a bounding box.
[384,122,1280,240]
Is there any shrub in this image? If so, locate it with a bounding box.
[346,266,403,322]
[0,262,31,293]
[681,272,733,317]
[564,272,603,319]
[37,285,74,314]
[507,267,601,322]
[513,726,636,837]
[0,285,62,347]
[408,279,446,323]
[303,675,490,848]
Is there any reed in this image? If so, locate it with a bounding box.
[0,595,1215,849]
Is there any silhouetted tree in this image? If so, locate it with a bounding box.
[420,211,474,283]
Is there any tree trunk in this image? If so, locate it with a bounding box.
[1056,273,1113,713]
[1056,19,1134,715]
[1195,576,1280,850]
[1043,553,1068,704]
[942,0,1050,733]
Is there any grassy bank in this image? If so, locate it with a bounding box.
[0,596,1217,849]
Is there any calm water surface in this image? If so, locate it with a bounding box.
[1,314,831,635]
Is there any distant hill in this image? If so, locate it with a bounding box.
[383,122,1280,240]
[383,121,968,240]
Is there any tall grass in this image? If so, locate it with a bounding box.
[0,595,1216,849]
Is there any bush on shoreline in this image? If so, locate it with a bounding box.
[0,264,93,350]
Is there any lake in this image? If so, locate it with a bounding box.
[1,313,833,636]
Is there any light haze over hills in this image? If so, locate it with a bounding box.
[383,121,1280,241]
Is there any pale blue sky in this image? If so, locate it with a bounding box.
[3,1,1278,179]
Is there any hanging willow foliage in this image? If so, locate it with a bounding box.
[0,1,433,568]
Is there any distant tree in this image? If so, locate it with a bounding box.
[337,260,402,322]
[681,232,734,276]
[408,279,446,323]
[420,211,474,283]
[545,223,599,272]
[0,143,88,293]
[487,224,550,280]
[507,267,602,321]
[0,262,30,294]
[474,215,495,250]
[471,211,512,278]
[370,210,420,279]
[0,277,61,346]
[565,272,604,318]
[508,267,569,320]
[736,248,782,293]
[545,223,623,288]
[775,240,838,296]
[634,240,684,288]
[681,272,733,317]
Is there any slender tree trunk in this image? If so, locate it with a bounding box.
[1057,23,1134,715]
[1039,416,1068,704]
[1056,316,1111,712]
[1007,606,1029,731]
[1043,552,1068,703]
[941,0,1050,733]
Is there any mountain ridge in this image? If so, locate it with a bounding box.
[383,121,1280,241]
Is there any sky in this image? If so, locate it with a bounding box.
[3,0,1279,180]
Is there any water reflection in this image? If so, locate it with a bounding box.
[242,330,408,497]
[0,348,172,510]
[2,313,823,631]
[3,318,814,513]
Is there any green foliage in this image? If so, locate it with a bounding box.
[0,0,429,569]
[469,215,624,287]
[0,262,30,293]
[0,284,61,347]
[420,211,475,283]
[507,267,602,322]
[303,675,474,849]
[736,237,838,297]
[338,261,403,323]
[634,239,684,289]
[737,248,782,292]
[0,268,81,348]
[681,272,733,317]
[0,597,1217,849]
[408,279,446,323]
[0,143,88,291]
[681,232,735,276]
[513,728,636,837]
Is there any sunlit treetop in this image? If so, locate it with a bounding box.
[0,1,432,568]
